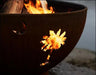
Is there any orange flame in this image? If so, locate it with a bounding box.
[41,29,67,52]
[24,0,54,14]
[40,29,67,66]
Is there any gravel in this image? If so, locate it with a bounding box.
[49,61,96,75]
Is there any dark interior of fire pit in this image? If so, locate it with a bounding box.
[48,1,85,13]
[0,0,8,9]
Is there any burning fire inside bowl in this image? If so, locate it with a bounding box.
[24,0,54,14]
[0,0,55,14]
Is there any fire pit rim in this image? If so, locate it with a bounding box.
[0,7,87,15]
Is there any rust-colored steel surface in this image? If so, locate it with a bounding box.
[0,1,87,75]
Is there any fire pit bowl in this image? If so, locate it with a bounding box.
[0,1,87,75]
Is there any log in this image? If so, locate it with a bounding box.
[2,0,24,14]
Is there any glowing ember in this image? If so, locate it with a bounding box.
[24,0,54,14]
[40,29,67,66]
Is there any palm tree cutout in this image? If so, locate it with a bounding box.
[40,29,67,66]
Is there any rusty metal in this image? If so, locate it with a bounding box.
[0,1,87,74]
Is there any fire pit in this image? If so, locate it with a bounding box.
[0,0,87,75]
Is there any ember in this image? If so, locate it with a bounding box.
[24,0,54,14]
[40,29,67,66]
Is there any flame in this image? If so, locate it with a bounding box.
[40,29,67,66]
[41,29,67,51]
[40,62,48,66]
[24,0,54,14]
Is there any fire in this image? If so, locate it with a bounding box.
[24,0,54,14]
[41,29,67,52]
[40,29,67,66]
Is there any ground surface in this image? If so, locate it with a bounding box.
[49,48,96,75]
